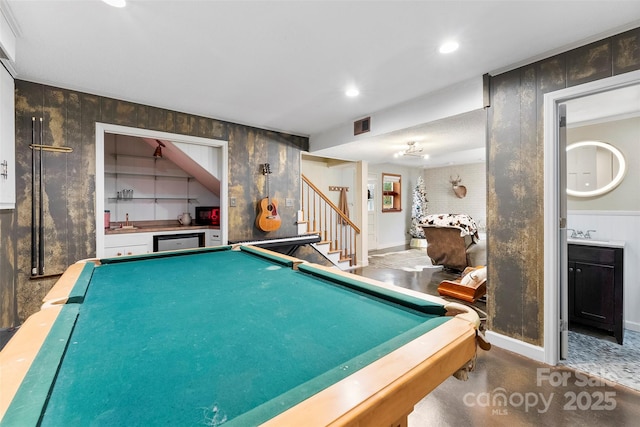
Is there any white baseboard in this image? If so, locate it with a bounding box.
[486,330,546,364]
[376,240,411,250]
[625,321,640,332]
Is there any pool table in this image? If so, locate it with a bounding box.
[0,246,482,426]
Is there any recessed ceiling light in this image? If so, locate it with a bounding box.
[345,87,360,97]
[102,0,126,8]
[439,41,459,54]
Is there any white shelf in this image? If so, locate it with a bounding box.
[105,171,193,180]
[111,153,169,160]
[107,197,198,203]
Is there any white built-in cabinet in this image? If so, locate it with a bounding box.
[104,233,152,257]
[104,229,222,257]
[0,64,14,210]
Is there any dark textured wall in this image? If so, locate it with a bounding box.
[2,80,307,325]
[0,209,16,327]
[487,28,640,345]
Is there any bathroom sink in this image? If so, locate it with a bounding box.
[567,238,625,248]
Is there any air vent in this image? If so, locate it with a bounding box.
[354,117,370,136]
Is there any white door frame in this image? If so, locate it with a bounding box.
[542,69,640,365]
[367,173,378,252]
[95,123,228,256]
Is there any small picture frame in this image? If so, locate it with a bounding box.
[383,195,393,209]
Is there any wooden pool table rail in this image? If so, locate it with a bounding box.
[0,306,65,420]
[262,315,478,427]
[262,263,482,426]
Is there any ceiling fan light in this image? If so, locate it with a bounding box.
[400,141,425,157]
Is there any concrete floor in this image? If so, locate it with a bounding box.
[353,247,640,427]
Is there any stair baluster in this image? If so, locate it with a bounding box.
[300,175,360,268]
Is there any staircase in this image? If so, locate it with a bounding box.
[299,175,360,270]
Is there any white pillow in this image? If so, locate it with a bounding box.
[460,266,486,286]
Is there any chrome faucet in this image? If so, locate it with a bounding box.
[575,230,585,238]
[585,230,596,239]
[567,229,577,238]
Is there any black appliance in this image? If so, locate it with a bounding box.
[195,206,220,226]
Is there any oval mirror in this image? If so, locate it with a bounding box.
[566,141,626,197]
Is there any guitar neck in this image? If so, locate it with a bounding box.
[264,163,272,201]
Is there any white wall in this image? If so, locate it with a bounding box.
[421,163,487,231]
[301,156,357,216]
[567,117,640,211]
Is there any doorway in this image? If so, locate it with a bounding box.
[95,123,229,255]
[543,70,640,389]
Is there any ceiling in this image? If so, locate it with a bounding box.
[4,1,640,167]
[312,81,640,168]
[309,108,488,168]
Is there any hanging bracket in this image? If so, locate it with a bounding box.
[29,144,73,153]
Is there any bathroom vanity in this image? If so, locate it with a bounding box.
[568,239,624,344]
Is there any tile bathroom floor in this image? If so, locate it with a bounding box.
[562,327,640,392]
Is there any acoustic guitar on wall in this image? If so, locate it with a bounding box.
[256,163,282,232]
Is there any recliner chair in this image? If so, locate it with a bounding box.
[422,226,475,271]
[421,214,483,271]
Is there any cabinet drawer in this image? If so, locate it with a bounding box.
[568,244,616,264]
[104,244,150,257]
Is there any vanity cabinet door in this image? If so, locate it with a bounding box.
[570,261,615,326]
[568,244,624,344]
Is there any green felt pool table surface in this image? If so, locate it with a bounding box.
[0,246,481,426]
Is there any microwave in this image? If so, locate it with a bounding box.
[195,206,220,226]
